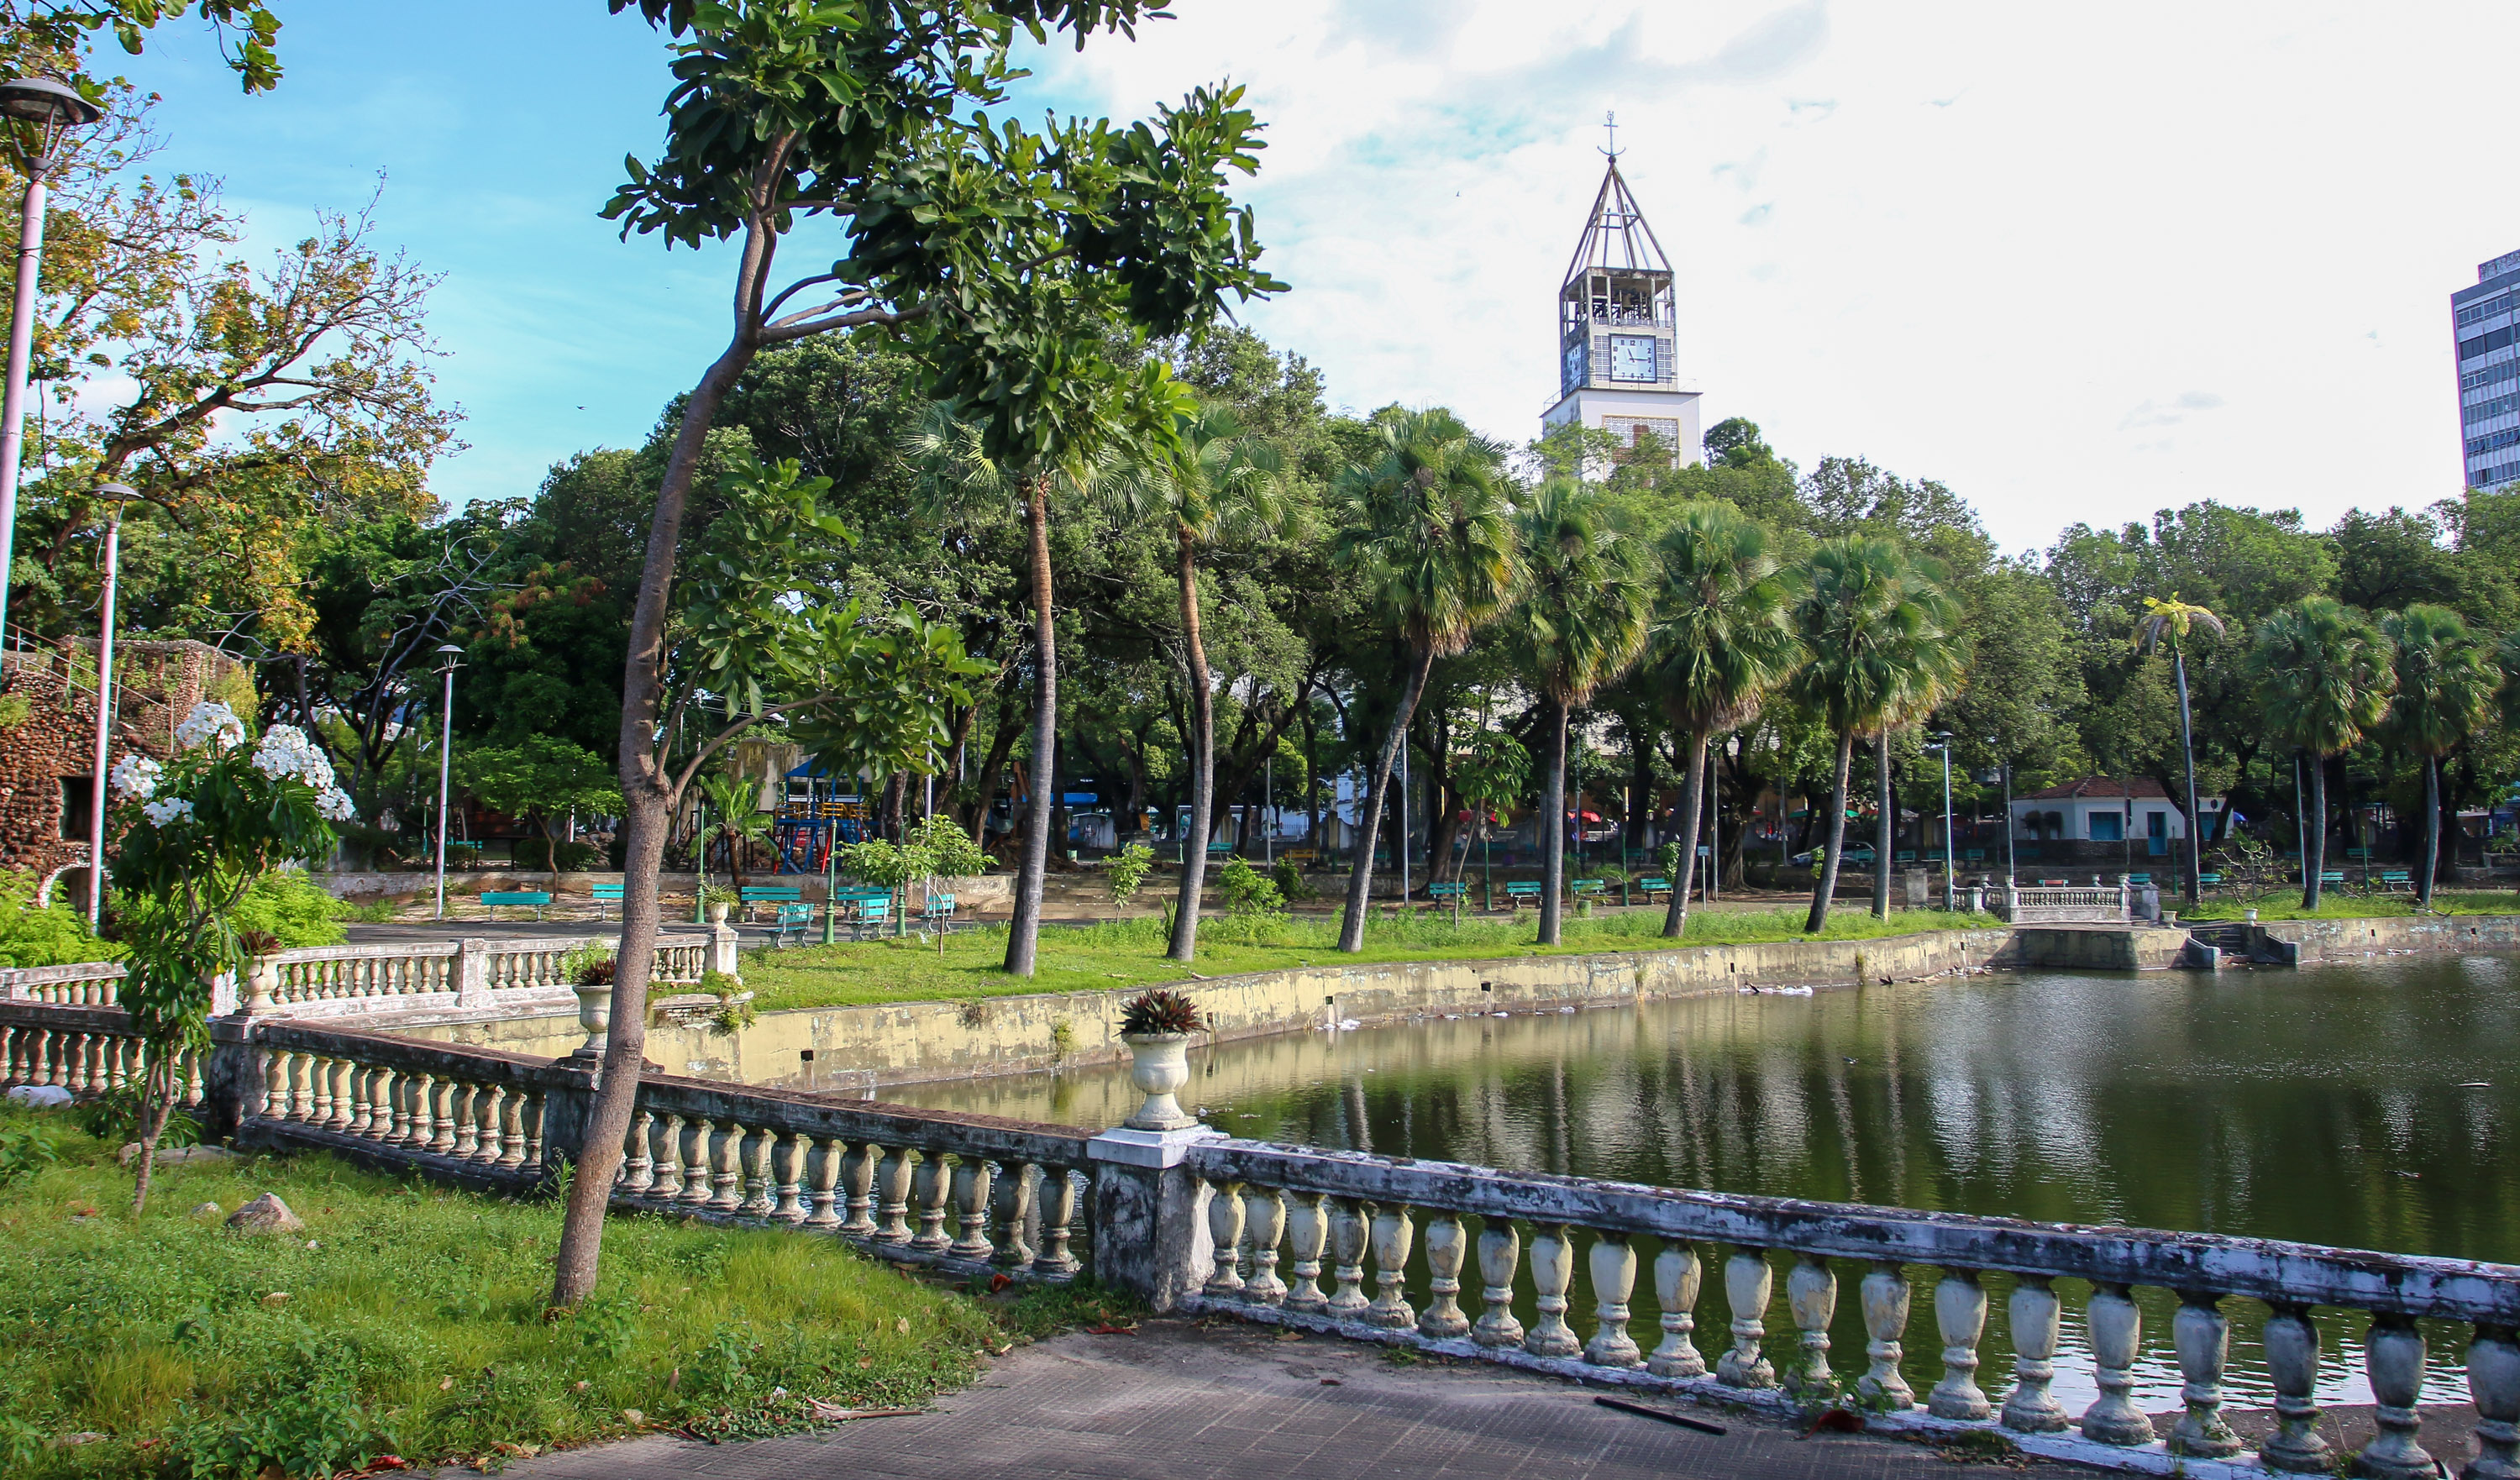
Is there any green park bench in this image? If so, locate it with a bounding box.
[1427,880,1467,900]
[850,892,894,940]
[919,893,961,933]
[1893,850,1918,864]
[1569,879,1606,897]
[740,885,803,922]
[591,883,624,920]
[480,890,550,921]
[2378,870,2412,893]
[1503,881,1545,910]
[2316,870,2345,888]
[769,901,815,946]
[2127,873,2153,886]
[2197,872,2223,892]
[1961,848,1987,863]
[1636,876,1671,901]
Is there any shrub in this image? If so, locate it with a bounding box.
[1108,842,1156,908]
[907,814,989,879]
[1270,858,1315,902]
[837,839,922,890]
[562,942,617,986]
[226,871,349,949]
[1119,989,1203,1036]
[1215,857,1284,917]
[0,869,114,968]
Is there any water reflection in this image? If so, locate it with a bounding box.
[897,957,2520,1409]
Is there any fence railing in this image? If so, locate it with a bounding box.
[1176,1138,2520,1475]
[0,961,128,1007]
[1996,884,2130,925]
[255,933,714,1019]
[0,1002,200,1105]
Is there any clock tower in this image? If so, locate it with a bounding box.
[1540,155,1701,465]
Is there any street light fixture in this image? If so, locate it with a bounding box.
[1987,743,2014,887]
[81,481,136,925]
[0,78,104,643]
[432,643,462,921]
[1924,732,1956,911]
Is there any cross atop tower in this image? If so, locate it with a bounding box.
[1601,109,1620,160]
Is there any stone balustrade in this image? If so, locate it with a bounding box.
[0,960,127,1006]
[255,933,715,1020]
[0,1002,200,1104]
[1169,1138,2520,1477]
[1997,883,2131,925]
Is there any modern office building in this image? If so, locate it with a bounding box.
[1540,156,1702,464]
[2454,248,2520,490]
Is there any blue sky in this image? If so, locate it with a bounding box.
[105,1,2520,553]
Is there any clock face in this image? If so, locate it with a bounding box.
[1609,335,1656,382]
[1562,339,1587,391]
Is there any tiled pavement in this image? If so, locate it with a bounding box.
[497,1319,2067,1480]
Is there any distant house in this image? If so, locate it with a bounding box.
[2010,777,2187,855]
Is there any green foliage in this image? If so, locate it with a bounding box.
[560,942,617,987]
[1106,841,1156,907]
[0,694,29,730]
[837,839,923,890]
[0,869,114,968]
[1214,856,1284,917]
[72,1084,198,1149]
[225,871,350,951]
[908,812,990,879]
[1119,988,1203,1035]
[2248,596,2396,761]
[1269,858,1313,903]
[455,735,623,842]
[516,837,603,871]
[0,1116,58,1189]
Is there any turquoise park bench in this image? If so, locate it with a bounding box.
[1569,879,1606,897]
[1426,881,1467,912]
[770,901,815,946]
[1961,848,1987,863]
[591,883,624,920]
[850,892,894,940]
[2378,870,2412,893]
[2313,870,2345,888]
[740,885,803,922]
[827,886,893,939]
[1893,850,1918,864]
[2197,872,2223,892]
[919,893,961,932]
[1503,880,1545,910]
[480,890,550,921]
[1636,876,1671,901]
[2127,873,2152,886]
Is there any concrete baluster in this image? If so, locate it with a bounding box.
[1032,1168,1079,1276]
[1204,1179,1247,1299]
[1473,1221,1524,1349]
[652,1113,685,1200]
[1283,1190,1329,1313]
[474,1085,506,1162]
[323,1058,354,1129]
[2002,1274,2068,1432]
[1367,1204,1415,1329]
[677,1116,713,1204]
[1325,1198,1371,1317]
[1719,1246,1777,1388]
[1926,1268,1991,1420]
[706,1121,744,1210]
[911,1152,952,1251]
[1648,1240,1704,1378]
[1856,1261,1912,1407]
[2466,1322,2520,1480]
[427,1078,459,1153]
[2079,1281,2152,1445]
[804,1136,843,1228]
[2259,1303,2331,1472]
[2167,1290,2243,1458]
[841,1142,880,1235]
[450,1083,480,1157]
[1585,1231,1643,1367]
[388,1068,416,1145]
[949,1157,994,1259]
[623,1110,654,1194]
[732,1126,770,1215]
[288,1050,316,1120]
[874,1146,914,1241]
[496,1088,527,1169]
[1244,1186,1287,1307]
[772,1131,808,1220]
[1416,1210,1467,1336]
[1785,1254,1838,1398]
[2355,1314,2433,1478]
[522,1091,544,1168]
[991,1162,1036,1268]
[1523,1224,1582,1357]
[345,1065,376,1136]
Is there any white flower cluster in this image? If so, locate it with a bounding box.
[315,787,359,822]
[253,724,337,790]
[109,753,161,800]
[174,701,245,752]
[142,796,195,827]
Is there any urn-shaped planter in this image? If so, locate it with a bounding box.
[571,982,611,1059]
[706,901,732,925]
[239,956,280,1018]
[1121,1031,1200,1131]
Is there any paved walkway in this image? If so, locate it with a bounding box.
[499,1320,2065,1480]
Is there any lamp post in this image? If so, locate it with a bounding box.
[432,643,461,921]
[0,78,102,643]
[81,481,135,925]
[1926,732,1955,911]
[1989,745,2014,886]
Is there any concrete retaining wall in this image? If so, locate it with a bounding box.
[2260,912,2520,963]
[2005,926,2192,971]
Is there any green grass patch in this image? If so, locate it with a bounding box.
[0,1112,1117,1477]
[2181,888,2519,922]
[740,905,1994,1013]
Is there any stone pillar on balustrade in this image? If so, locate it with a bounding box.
[1089,1032,1222,1311]
[454,937,493,1010]
[709,924,740,978]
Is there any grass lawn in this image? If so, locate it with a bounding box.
[2180,888,2520,922]
[739,905,1996,1013]
[0,1113,1129,1478]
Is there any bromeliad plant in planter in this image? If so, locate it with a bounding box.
[109,706,353,1213]
[1118,989,1206,1131]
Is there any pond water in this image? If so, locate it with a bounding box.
[893,955,2520,1411]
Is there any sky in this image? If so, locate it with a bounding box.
[99,0,2520,557]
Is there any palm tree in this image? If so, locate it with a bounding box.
[2379,605,2497,907]
[2135,595,2227,907]
[1861,610,1967,922]
[2246,596,2396,909]
[1512,476,1653,946]
[1328,409,1523,953]
[1646,503,1803,939]
[1785,537,1966,933]
[1100,403,1290,962]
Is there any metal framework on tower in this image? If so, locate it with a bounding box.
[1556,160,1679,398]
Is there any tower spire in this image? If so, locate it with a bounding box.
[1601,109,1620,160]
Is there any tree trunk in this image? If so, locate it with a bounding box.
[2302,753,2328,909]
[1169,532,1215,960]
[1336,648,1434,953]
[1626,716,1656,862]
[1538,696,1569,947]
[1806,730,1857,933]
[1302,707,1320,862]
[2419,754,2442,908]
[965,681,1026,847]
[1662,729,1708,939]
[1005,472,1058,977]
[1871,733,1893,921]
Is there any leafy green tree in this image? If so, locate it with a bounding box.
[1860,564,1968,921]
[2,1,284,92]
[2377,606,2498,905]
[2134,595,2227,904]
[1646,502,1803,937]
[455,736,624,851]
[1511,477,1651,946]
[1786,537,1966,932]
[2246,596,2395,908]
[1327,409,1521,953]
[692,769,772,888]
[1701,416,1776,470]
[1099,402,1288,961]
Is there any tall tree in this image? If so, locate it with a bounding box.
[1327,409,1520,953]
[2134,595,2226,905]
[2246,596,2395,909]
[1786,537,1966,933]
[1646,502,1801,938]
[2378,605,2496,906]
[1511,476,1651,946]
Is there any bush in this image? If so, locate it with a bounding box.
[0,869,115,968]
[1109,842,1156,908]
[1215,857,1284,918]
[907,814,989,879]
[225,871,349,950]
[1269,858,1315,902]
[514,837,601,871]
